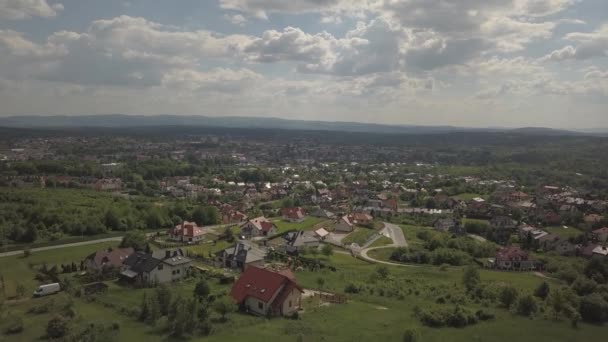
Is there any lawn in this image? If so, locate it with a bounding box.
[0,241,117,298]
[545,226,585,239]
[342,228,377,246]
[369,236,393,248]
[272,217,328,234]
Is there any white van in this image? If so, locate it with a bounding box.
[33,283,61,297]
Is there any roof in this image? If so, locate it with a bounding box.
[86,247,134,268]
[315,228,329,238]
[230,266,302,305]
[282,207,305,220]
[169,221,206,238]
[218,242,266,264]
[496,246,529,261]
[123,252,162,273]
[592,227,608,234]
[246,216,275,233]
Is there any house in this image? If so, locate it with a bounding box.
[168,221,207,243]
[583,214,603,227]
[592,245,608,257]
[579,244,599,258]
[538,233,561,251]
[335,215,355,233]
[314,228,329,240]
[591,227,608,243]
[85,247,134,272]
[281,207,305,223]
[349,213,373,226]
[215,242,266,271]
[311,208,336,219]
[284,230,320,254]
[230,266,303,317]
[490,216,517,230]
[121,249,192,285]
[433,218,457,233]
[492,246,536,271]
[554,239,577,256]
[241,217,278,239]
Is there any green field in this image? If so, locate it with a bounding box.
[545,226,585,239]
[272,217,328,234]
[2,239,606,342]
[369,236,393,248]
[342,227,377,246]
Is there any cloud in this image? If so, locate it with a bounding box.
[542,24,608,61]
[219,0,375,19]
[161,68,262,92]
[0,0,63,20]
[224,14,247,26]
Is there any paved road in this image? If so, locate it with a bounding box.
[357,222,420,267]
[0,230,169,258]
[0,237,124,258]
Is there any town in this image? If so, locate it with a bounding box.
[0,126,607,341]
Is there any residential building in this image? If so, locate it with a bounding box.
[85,247,134,272]
[215,242,266,271]
[492,246,536,271]
[281,207,305,223]
[335,215,355,233]
[167,221,207,243]
[241,217,278,239]
[121,249,192,285]
[230,266,303,317]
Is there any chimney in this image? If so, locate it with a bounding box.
[173,250,178,257]
[165,250,171,259]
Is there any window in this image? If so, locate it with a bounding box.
[157,264,163,271]
[177,269,180,274]
[258,302,263,310]
[172,270,176,275]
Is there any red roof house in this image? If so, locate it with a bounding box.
[168,221,207,243]
[85,247,134,272]
[281,207,305,223]
[240,217,277,239]
[230,266,302,317]
[494,246,536,271]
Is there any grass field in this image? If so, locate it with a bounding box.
[342,227,377,246]
[0,241,117,298]
[272,217,327,234]
[369,236,393,248]
[545,226,585,239]
[2,236,606,342]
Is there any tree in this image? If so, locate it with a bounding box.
[46,315,69,339]
[534,281,550,300]
[547,287,579,320]
[462,266,480,292]
[516,295,538,317]
[192,207,206,226]
[147,295,161,325]
[316,277,325,290]
[213,296,236,322]
[499,286,518,308]
[104,209,122,231]
[579,293,608,323]
[120,230,148,251]
[321,244,333,257]
[194,279,210,302]
[139,292,150,322]
[156,285,172,316]
[403,328,420,342]
[376,265,389,279]
[202,206,220,225]
[22,225,38,243]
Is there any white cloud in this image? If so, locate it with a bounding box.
[224,14,247,26]
[0,0,63,20]
[542,25,608,61]
[161,68,262,92]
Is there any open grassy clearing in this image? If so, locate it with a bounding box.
[272,217,328,234]
[369,236,393,248]
[342,227,377,246]
[545,226,585,239]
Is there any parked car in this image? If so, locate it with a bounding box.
[33,283,61,297]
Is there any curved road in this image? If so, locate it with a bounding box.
[358,222,422,267]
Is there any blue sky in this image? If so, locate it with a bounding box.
[0,0,606,128]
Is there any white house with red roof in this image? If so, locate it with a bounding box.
[493,246,537,271]
[240,216,277,239]
[281,207,305,223]
[230,266,302,317]
[168,221,207,243]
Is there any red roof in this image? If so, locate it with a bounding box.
[230,266,302,305]
[593,227,608,234]
[496,246,529,262]
[169,221,205,238]
[87,247,134,268]
[282,207,305,220]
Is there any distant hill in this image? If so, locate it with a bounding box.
[0,114,589,136]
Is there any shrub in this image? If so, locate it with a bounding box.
[417,306,478,328]
[579,293,608,323]
[402,328,420,342]
[534,281,550,300]
[47,315,70,339]
[499,286,518,308]
[516,295,538,317]
[4,317,24,335]
[475,309,495,321]
[344,283,359,294]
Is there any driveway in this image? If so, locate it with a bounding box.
[356,222,420,267]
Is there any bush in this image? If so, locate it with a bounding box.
[4,317,24,335]
[417,306,478,328]
[516,295,538,317]
[499,286,518,308]
[579,293,608,323]
[475,309,495,321]
[344,283,359,293]
[402,328,420,342]
[47,315,70,339]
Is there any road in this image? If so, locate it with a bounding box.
[357,222,420,267]
[0,230,170,258]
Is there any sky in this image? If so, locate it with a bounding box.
[0,0,607,128]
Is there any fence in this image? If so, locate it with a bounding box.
[314,292,347,304]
